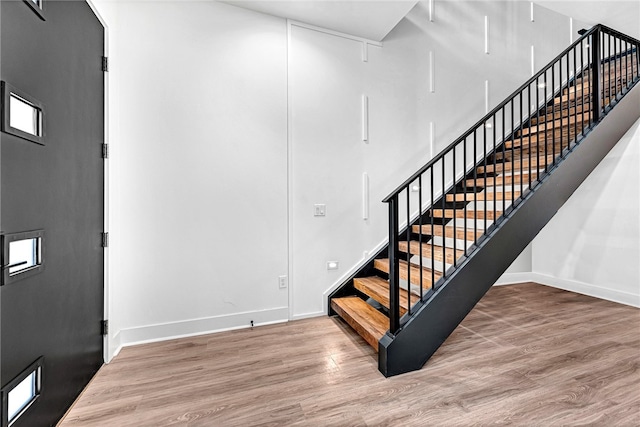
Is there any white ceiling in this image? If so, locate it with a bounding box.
[221,1,639,42]
[535,1,640,39]
[220,0,418,41]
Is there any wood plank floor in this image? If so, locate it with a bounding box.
[59,283,640,426]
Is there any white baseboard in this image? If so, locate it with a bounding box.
[494,272,536,285]
[290,311,324,321]
[527,272,640,308]
[106,330,122,363]
[111,307,289,351]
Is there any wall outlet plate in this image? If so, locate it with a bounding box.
[278,275,288,289]
[314,204,326,217]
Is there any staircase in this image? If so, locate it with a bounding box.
[328,25,640,377]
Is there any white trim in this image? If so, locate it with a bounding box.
[494,272,535,285]
[530,2,534,22]
[286,19,294,321]
[118,307,289,348]
[530,45,535,76]
[290,311,324,321]
[85,0,111,364]
[362,42,369,62]
[529,272,640,308]
[495,272,640,308]
[484,15,489,54]
[287,19,383,47]
[108,331,122,362]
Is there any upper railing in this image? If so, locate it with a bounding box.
[383,24,640,334]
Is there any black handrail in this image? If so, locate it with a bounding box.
[382,24,640,334]
[383,24,638,202]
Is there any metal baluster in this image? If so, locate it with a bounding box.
[418,175,423,300]
[609,36,618,103]
[510,100,515,207]
[442,155,446,277]
[608,33,612,109]
[492,113,497,224]
[580,39,585,133]
[430,167,435,290]
[406,189,411,315]
[573,46,578,143]
[591,29,601,123]
[527,85,531,191]
[560,53,571,154]
[544,69,548,171]
[552,64,556,164]
[452,150,457,267]
[501,109,505,211]
[483,122,487,234]
[624,40,628,90]
[463,138,468,257]
[559,57,563,158]
[519,93,523,200]
[474,130,479,244]
[388,195,400,333]
[535,76,540,182]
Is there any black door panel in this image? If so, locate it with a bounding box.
[1,1,104,425]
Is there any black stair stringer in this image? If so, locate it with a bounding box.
[379,82,640,378]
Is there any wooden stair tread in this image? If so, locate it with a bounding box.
[353,276,419,316]
[398,240,464,264]
[478,154,556,174]
[507,126,582,148]
[465,172,537,188]
[412,224,483,241]
[430,208,503,221]
[530,103,590,123]
[374,258,442,285]
[445,191,521,202]
[331,296,388,351]
[521,112,591,136]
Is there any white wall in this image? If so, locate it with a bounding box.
[95,1,289,357]
[293,1,587,317]
[89,0,607,357]
[531,119,640,306]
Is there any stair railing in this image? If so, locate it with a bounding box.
[382,24,639,335]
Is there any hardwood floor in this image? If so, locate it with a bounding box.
[59,283,640,426]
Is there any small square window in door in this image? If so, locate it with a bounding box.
[1,230,44,286]
[1,82,45,145]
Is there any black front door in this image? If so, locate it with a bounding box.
[0,1,105,425]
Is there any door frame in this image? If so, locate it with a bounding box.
[85,0,110,364]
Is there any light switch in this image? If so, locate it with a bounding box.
[314,204,326,217]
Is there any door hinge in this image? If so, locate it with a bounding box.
[101,232,109,248]
[101,320,109,336]
[102,143,109,159]
[102,56,109,72]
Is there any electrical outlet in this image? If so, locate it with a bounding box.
[314,204,326,217]
[278,275,288,289]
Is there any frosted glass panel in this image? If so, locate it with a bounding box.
[7,370,37,424]
[9,237,41,275]
[9,94,41,137]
